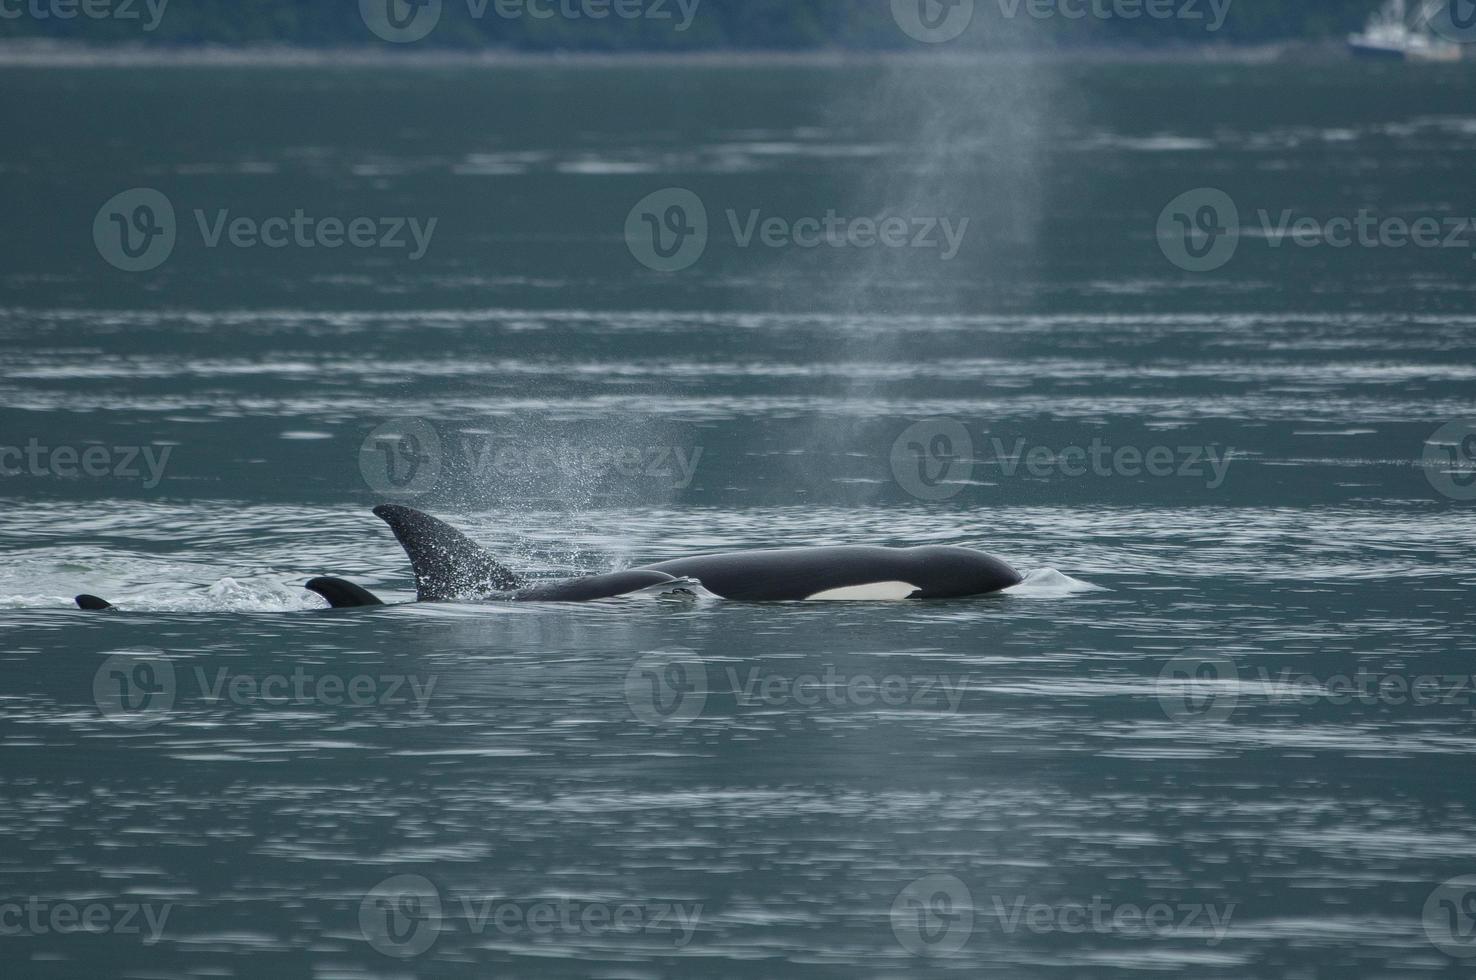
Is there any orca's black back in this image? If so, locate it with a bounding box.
[640,545,1018,601]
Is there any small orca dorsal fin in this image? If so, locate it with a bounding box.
[76,594,115,611]
[305,577,385,609]
[373,504,522,601]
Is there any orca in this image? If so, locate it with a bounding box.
[308,504,1021,608]
[76,505,1022,610]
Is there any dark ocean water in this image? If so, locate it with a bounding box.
[2,57,1475,978]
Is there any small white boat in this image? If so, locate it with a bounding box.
[1348,0,1463,61]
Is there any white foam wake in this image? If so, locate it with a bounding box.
[1003,568,1106,598]
[80,577,326,613]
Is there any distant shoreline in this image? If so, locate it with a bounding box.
[0,38,1375,69]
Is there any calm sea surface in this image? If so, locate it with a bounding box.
[2,57,1475,978]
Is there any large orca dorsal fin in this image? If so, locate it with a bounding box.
[373,504,522,601]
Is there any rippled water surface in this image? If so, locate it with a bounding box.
[2,58,1475,978]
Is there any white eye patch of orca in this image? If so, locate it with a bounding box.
[804,581,920,601]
